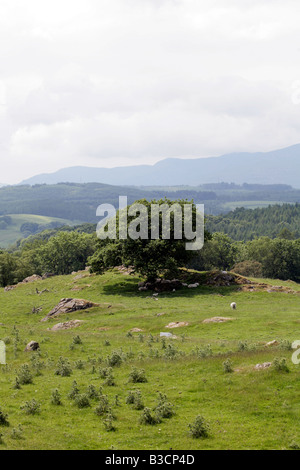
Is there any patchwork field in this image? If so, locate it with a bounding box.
[0,214,77,248]
[0,270,299,450]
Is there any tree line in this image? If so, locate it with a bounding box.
[0,200,300,287]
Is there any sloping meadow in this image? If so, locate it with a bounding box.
[0,269,299,450]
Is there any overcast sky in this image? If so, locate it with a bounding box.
[0,0,300,184]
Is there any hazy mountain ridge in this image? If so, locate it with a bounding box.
[20,144,300,187]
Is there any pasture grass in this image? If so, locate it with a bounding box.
[0,269,299,449]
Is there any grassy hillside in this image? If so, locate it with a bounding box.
[0,214,76,248]
[0,270,299,450]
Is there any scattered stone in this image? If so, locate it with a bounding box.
[160,332,173,338]
[156,313,166,317]
[48,320,83,331]
[4,285,16,292]
[4,273,44,291]
[203,317,234,324]
[131,328,144,333]
[165,321,189,329]
[24,341,40,352]
[265,340,279,347]
[23,275,43,283]
[254,362,272,370]
[41,298,99,322]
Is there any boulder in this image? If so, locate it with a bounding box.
[41,298,99,322]
[254,362,272,370]
[24,341,40,352]
[165,321,189,328]
[265,340,279,347]
[203,317,234,324]
[48,320,83,331]
[22,275,43,283]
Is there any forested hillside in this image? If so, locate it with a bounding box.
[206,203,300,240]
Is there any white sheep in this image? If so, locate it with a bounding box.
[230,302,237,310]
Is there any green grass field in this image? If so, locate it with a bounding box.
[0,270,299,450]
[222,201,290,211]
[0,214,76,248]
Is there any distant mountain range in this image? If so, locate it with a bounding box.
[20,144,300,188]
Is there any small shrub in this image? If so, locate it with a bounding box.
[86,385,99,400]
[95,395,110,416]
[196,345,213,358]
[68,381,80,400]
[75,394,91,409]
[154,393,175,419]
[280,340,292,351]
[237,341,248,352]
[103,411,116,432]
[129,367,147,384]
[21,399,41,415]
[126,390,144,410]
[99,367,110,379]
[0,408,9,427]
[223,359,234,373]
[273,357,290,373]
[289,441,300,450]
[106,350,123,368]
[51,389,63,406]
[10,425,23,440]
[104,340,111,346]
[31,354,45,376]
[140,408,161,425]
[163,343,181,360]
[17,364,33,385]
[13,377,21,390]
[103,369,116,387]
[55,357,73,377]
[188,415,210,439]
[74,360,85,370]
[72,335,82,345]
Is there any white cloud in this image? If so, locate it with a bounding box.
[0,0,299,183]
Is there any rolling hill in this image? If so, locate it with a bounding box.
[0,214,77,248]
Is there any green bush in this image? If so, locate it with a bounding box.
[51,389,63,406]
[21,399,41,415]
[17,364,33,385]
[129,367,147,384]
[75,394,91,409]
[154,393,175,419]
[0,408,9,427]
[223,359,234,373]
[55,357,73,377]
[273,357,289,373]
[68,381,80,400]
[126,390,144,410]
[188,415,210,439]
[140,408,161,426]
[95,395,110,416]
